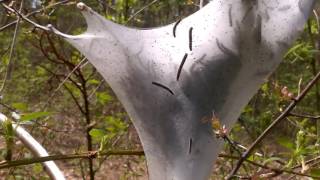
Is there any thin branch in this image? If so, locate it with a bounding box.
[222,135,253,177]
[292,155,320,170]
[44,57,87,108]
[0,0,71,32]
[0,100,18,113]
[286,117,316,138]
[126,0,159,23]
[313,10,320,34]
[0,150,145,169]
[222,135,242,155]
[61,83,86,115]
[1,3,50,31]
[41,68,86,114]
[31,120,81,133]
[219,154,320,179]
[88,79,105,100]
[289,112,320,119]
[232,141,263,157]
[0,0,24,94]
[226,69,320,179]
[2,150,317,179]
[39,32,65,65]
[78,70,94,180]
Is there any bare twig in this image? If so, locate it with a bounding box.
[233,142,263,157]
[1,149,315,179]
[88,79,105,100]
[126,0,159,23]
[292,155,320,170]
[226,70,320,179]
[44,57,87,108]
[80,74,95,180]
[0,100,18,113]
[289,112,320,119]
[0,0,71,32]
[1,3,50,31]
[40,66,86,114]
[219,154,320,179]
[222,135,242,155]
[0,150,144,169]
[313,10,320,33]
[0,0,24,94]
[286,117,316,138]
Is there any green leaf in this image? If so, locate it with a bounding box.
[2,119,14,161]
[89,129,105,140]
[33,163,43,174]
[277,137,295,150]
[12,103,28,111]
[96,92,113,104]
[99,136,111,152]
[104,116,128,133]
[88,79,100,85]
[2,55,9,66]
[261,83,268,93]
[20,112,52,122]
[247,155,255,162]
[284,43,304,58]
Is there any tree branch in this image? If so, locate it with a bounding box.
[0,0,71,32]
[0,0,24,94]
[289,112,320,119]
[126,0,159,24]
[219,154,320,179]
[0,150,145,169]
[227,69,320,179]
[1,149,318,179]
[1,3,50,31]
